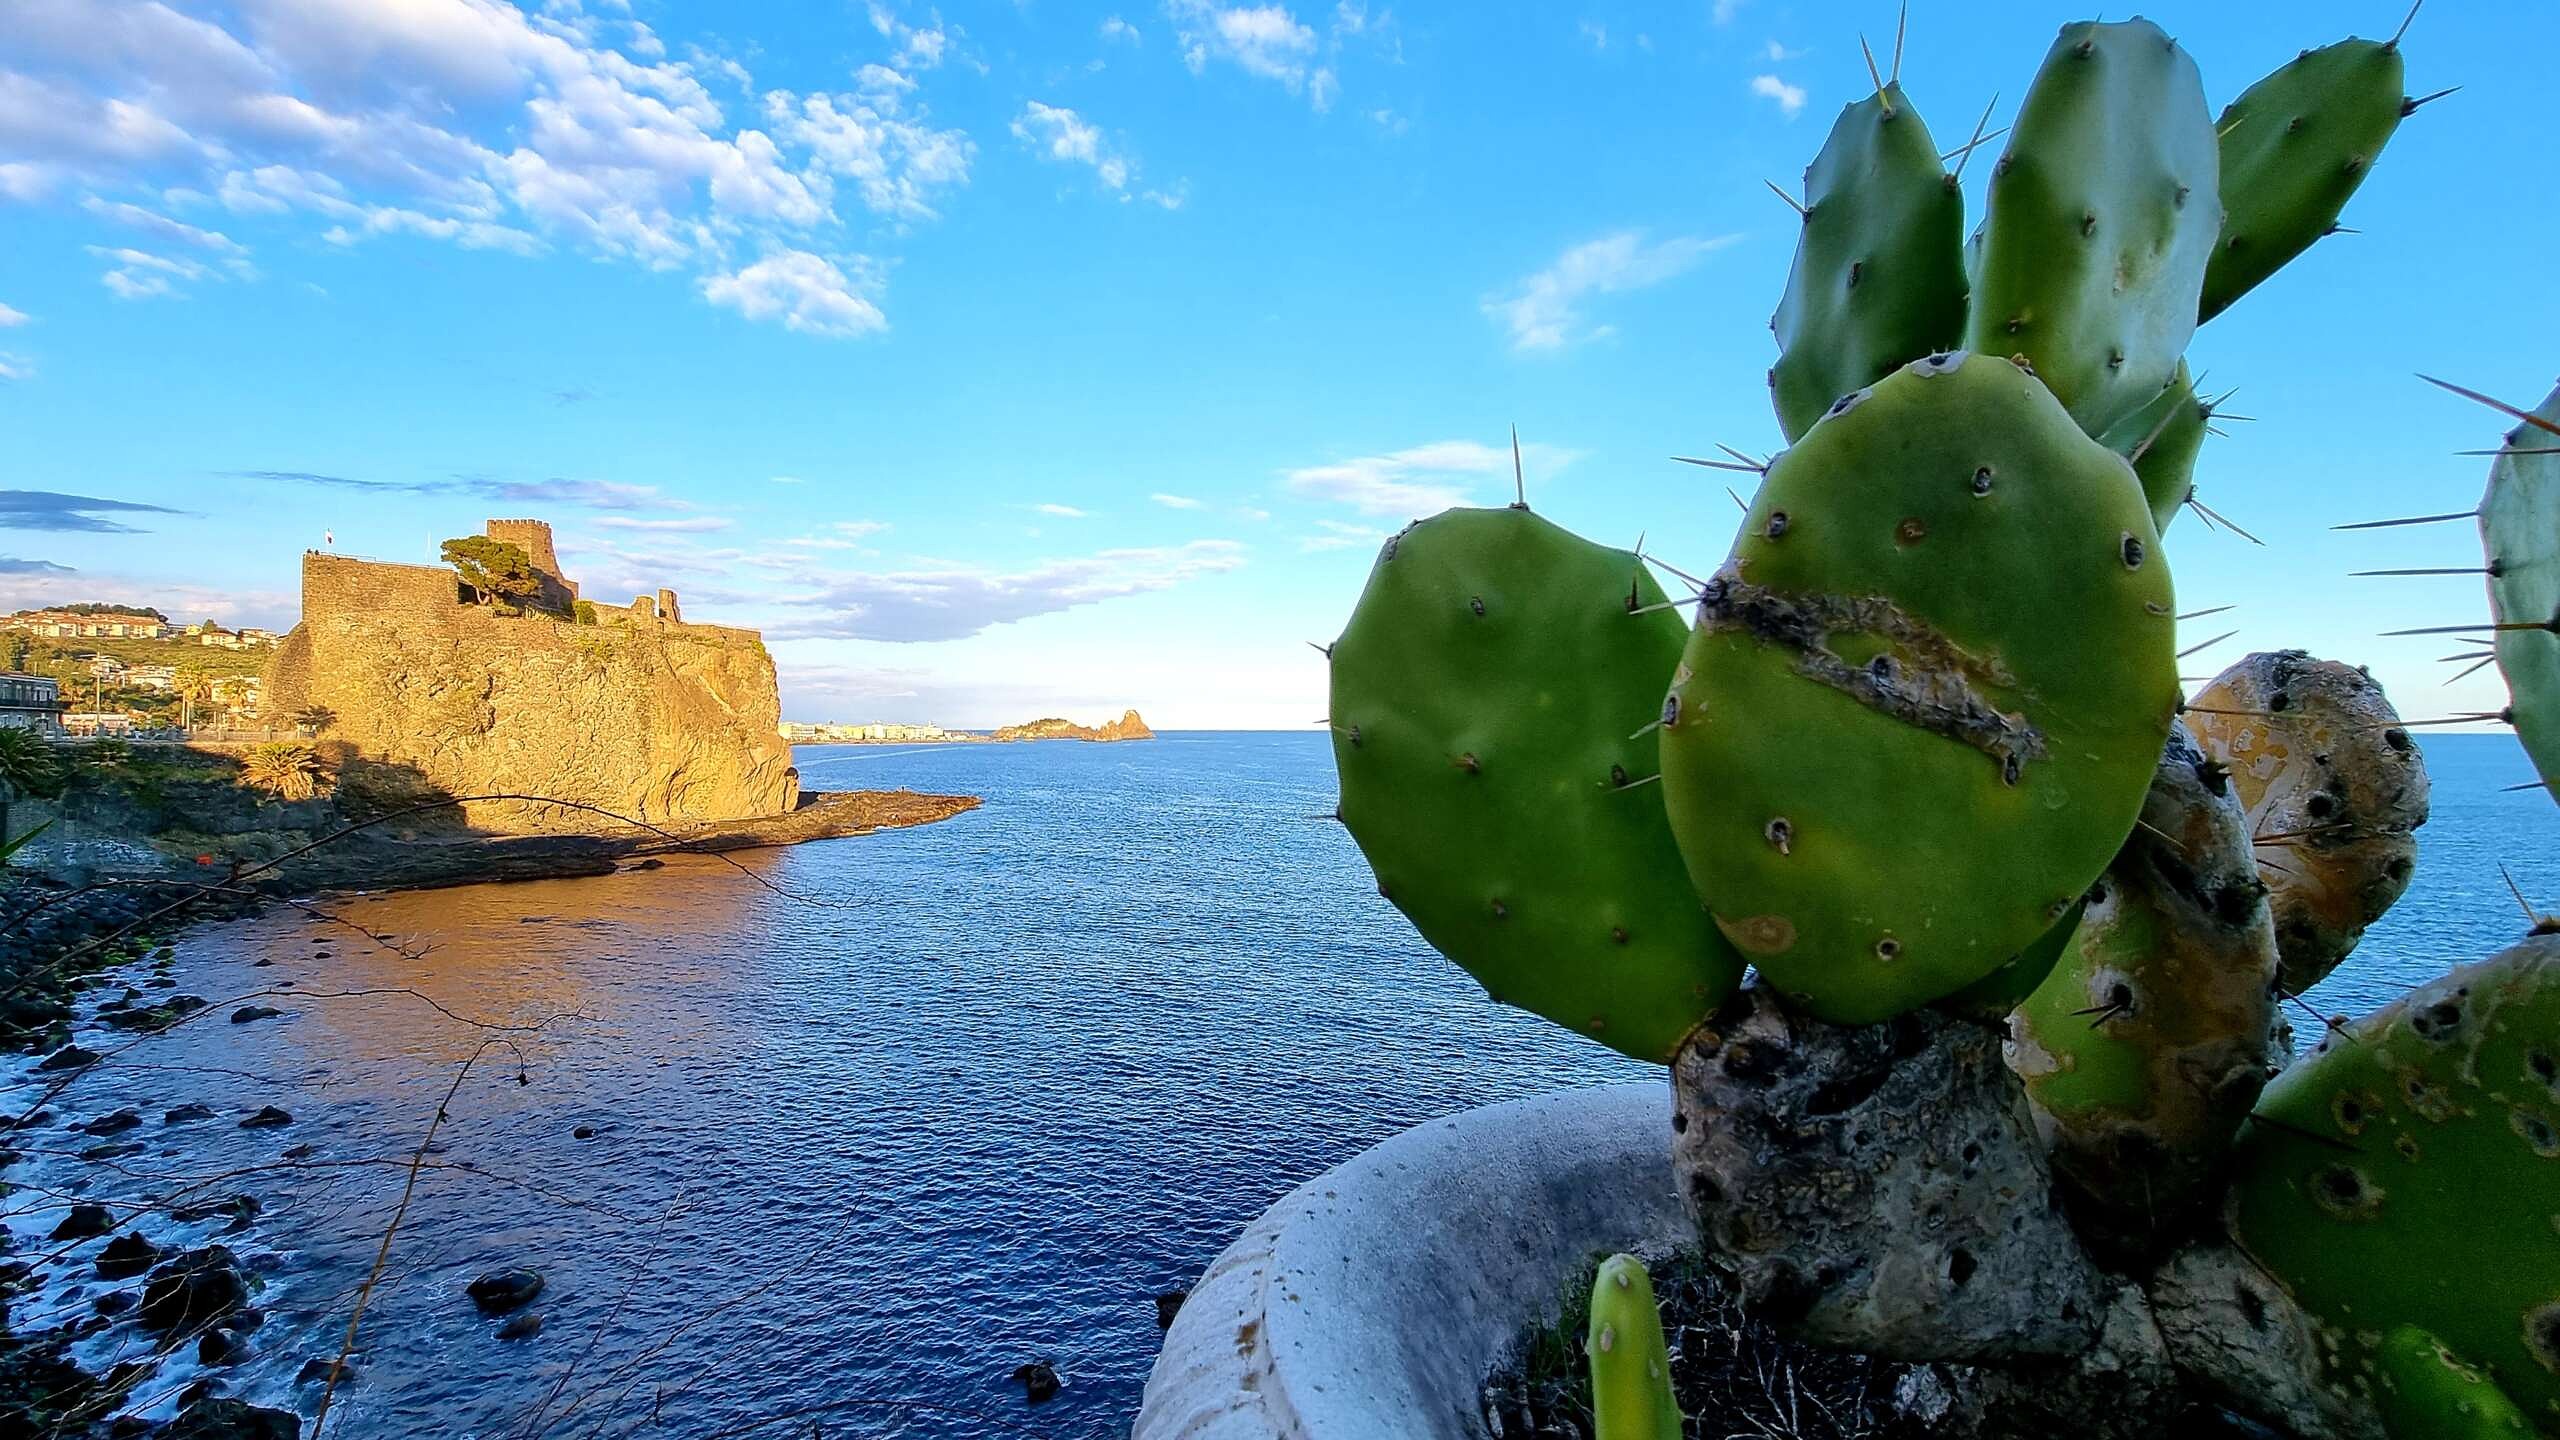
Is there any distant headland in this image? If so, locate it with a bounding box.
[782,709,1155,745]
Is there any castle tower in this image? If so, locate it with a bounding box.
[485,519,579,609]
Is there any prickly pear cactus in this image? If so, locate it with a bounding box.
[1965,19,2220,439]
[1660,352,2179,1024]
[1586,1254,1681,1440]
[1769,84,1968,443]
[2377,1328,2536,1440]
[1328,507,1743,1061]
[2183,652,2430,995]
[2228,935,2560,1433]
[2479,383,2560,803]
[2097,360,2205,538]
[2200,37,2408,323]
[2008,727,2277,1256]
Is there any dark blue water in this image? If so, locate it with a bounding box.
[5,732,2554,1438]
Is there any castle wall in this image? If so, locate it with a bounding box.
[302,553,466,616]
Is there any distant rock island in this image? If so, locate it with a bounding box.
[781,710,1155,745]
[990,709,1155,742]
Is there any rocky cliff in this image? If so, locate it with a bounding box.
[259,606,797,829]
[989,709,1155,743]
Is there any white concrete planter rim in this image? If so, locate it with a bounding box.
[1135,1081,1690,1440]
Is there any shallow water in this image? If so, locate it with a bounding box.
[4,732,2552,1438]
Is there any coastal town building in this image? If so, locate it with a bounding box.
[62,711,135,736]
[5,610,278,648]
[779,721,973,743]
[0,673,66,733]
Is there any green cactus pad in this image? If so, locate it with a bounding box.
[2377,1328,2537,1440]
[2200,38,2407,324]
[1586,1253,1681,1440]
[2185,651,2430,995]
[1937,897,2086,1024]
[1769,84,1968,443]
[2097,360,2205,538]
[2480,383,2560,804]
[2009,727,2276,1254]
[2229,935,2560,1431]
[1965,19,2219,439]
[1329,507,1743,1061]
[1661,352,2179,1024]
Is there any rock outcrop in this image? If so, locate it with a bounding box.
[260,545,796,828]
[989,709,1154,743]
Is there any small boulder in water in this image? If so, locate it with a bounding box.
[467,1267,544,1314]
[97,1233,161,1280]
[296,1356,358,1388]
[229,1006,282,1025]
[84,1108,142,1136]
[165,1103,217,1125]
[497,1311,544,1340]
[140,1246,249,1333]
[1011,1359,1061,1403]
[50,1203,113,1241]
[37,1045,98,1072]
[1154,1290,1188,1330]
[238,1106,292,1129]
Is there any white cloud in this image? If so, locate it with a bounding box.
[771,475,805,484]
[89,244,213,300]
[867,3,961,72]
[81,196,250,265]
[772,539,1247,641]
[1151,493,1206,509]
[593,515,736,533]
[701,250,887,338]
[0,303,26,327]
[1028,503,1090,518]
[1580,20,1609,50]
[1285,438,1580,516]
[1164,1,1322,99]
[1713,0,1746,23]
[1484,230,1739,352]
[1301,518,1382,551]
[0,353,32,382]
[1764,40,1805,61]
[0,0,975,334]
[1751,73,1807,118]
[1102,15,1142,42]
[1010,101,1129,192]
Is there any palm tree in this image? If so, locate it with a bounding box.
[290,705,336,738]
[175,669,213,732]
[240,742,331,803]
[0,726,62,861]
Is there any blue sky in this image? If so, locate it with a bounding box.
[0,1,2554,727]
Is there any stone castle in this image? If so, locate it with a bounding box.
[260,520,799,827]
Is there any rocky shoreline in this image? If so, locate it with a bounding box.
[253,788,983,893]
[0,787,979,1437]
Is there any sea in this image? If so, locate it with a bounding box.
[3,732,2551,1439]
